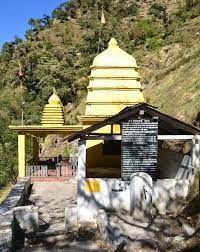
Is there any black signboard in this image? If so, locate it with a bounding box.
[121,119,158,181]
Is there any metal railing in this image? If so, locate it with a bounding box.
[26,165,48,177]
[26,157,78,178]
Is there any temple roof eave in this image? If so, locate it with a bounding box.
[9,125,83,135]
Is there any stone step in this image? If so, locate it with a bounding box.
[31,177,70,182]
[35,228,67,238]
[39,212,65,218]
[39,217,64,227]
[22,235,107,252]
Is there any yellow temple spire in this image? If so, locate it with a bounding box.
[41,88,64,126]
[83,38,144,119]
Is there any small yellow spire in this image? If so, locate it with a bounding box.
[108,38,118,48]
[41,88,64,126]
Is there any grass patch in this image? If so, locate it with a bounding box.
[0,184,12,204]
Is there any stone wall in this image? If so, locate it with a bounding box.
[153,179,190,213]
[0,177,31,251]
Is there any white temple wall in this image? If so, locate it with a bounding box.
[77,178,130,223]
[77,166,199,222]
[77,176,198,223]
[77,137,200,223]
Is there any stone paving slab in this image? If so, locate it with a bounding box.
[29,182,76,230]
[17,239,107,252]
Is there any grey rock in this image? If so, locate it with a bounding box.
[13,205,39,234]
[173,235,186,242]
[182,223,196,236]
[65,205,78,229]
[178,217,196,236]
[0,228,12,250]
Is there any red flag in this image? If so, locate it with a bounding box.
[18,62,25,78]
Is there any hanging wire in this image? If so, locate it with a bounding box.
[97,22,102,54]
[97,4,105,54]
[97,0,102,53]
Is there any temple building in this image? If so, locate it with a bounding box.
[9,38,200,222]
[9,90,82,177]
[82,38,145,178]
[9,38,145,179]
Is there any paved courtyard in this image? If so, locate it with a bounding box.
[16,181,108,251]
[29,182,76,227]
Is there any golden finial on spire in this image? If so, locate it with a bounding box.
[48,88,61,105]
[53,87,58,95]
[108,38,118,48]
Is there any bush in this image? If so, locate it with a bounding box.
[149,3,166,18]
[175,9,188,22]
[129,19,159,46]
[45,41,53,50]
[145,37,161,50]
[127,3,138,16]
[137,20,158,38]
[185,0,194,10]
[129,27,148,45]
[114,1,138,18]
[175,0,200,21]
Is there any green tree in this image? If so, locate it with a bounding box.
[28,18,35,29]
[149,3,166,18]
[185,0,194,10]
[41,15,53,28]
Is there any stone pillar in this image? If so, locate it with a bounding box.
[130,172,153,222]
[192,135,200,169]
[33,136,39,163]
[18,134,26,178]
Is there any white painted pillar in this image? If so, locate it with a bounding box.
[192,135,200,169]
[77,139,87,222]
[77,139,98,224]
[197,135,200,169]
[78,139,86,180]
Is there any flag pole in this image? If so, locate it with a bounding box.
[97,23,102,53]
[97,10,105,53]
[18,61,25,125]
[20,78,24,126]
